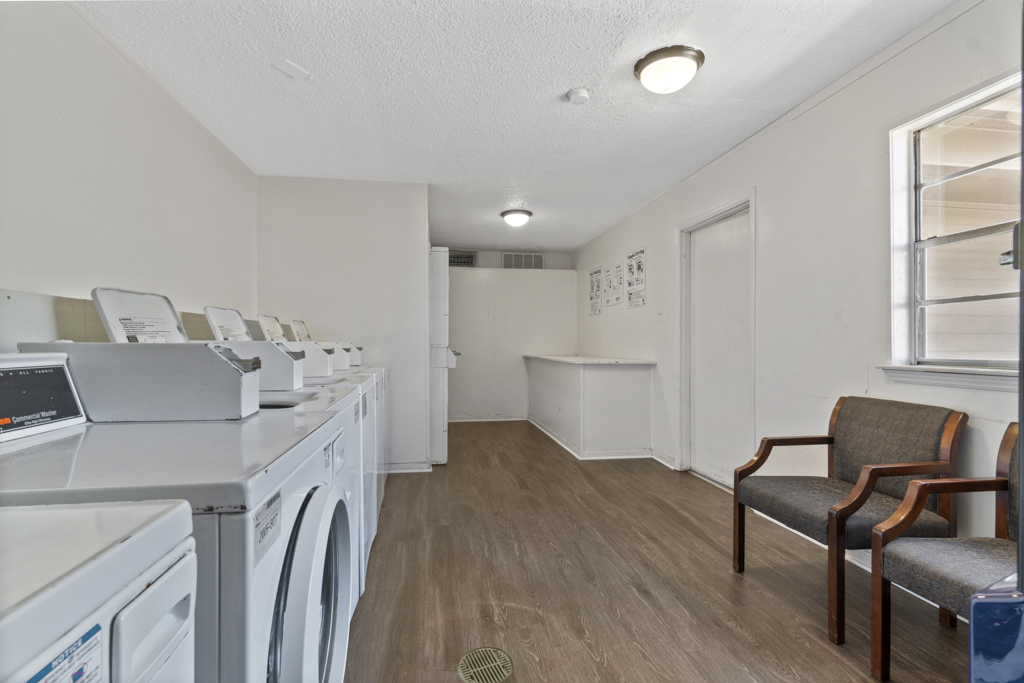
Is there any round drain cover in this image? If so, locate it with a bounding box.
[457,647,513,683]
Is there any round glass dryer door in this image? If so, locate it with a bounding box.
[267,486,352,682]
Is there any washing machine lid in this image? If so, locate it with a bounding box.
[0,411,344,512]
[304,372,375,389]
[259,385,359,414]
[336,367,384,379]
[92,287,190,344]
[288,320,312,342]
[0,500,191,637]
[257,315,289,342]
[205,305,254,342]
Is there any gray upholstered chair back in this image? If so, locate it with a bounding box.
[833,397,953,512]
[1010,435,1019,542]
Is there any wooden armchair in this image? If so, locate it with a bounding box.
[734,396,967,645]
[870,422,1018,681]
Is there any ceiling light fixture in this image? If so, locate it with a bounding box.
[634,45,705,94]
[501,210,532,227]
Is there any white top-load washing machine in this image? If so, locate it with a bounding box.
[254,314,339,377]
[19,289,264,422]
[202,305,306,392]
[285,319,362,368]
[0,500,196,683]
[0,351,361,683]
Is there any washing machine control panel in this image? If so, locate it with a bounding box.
[322,442,333,472]
[0,353,86,443]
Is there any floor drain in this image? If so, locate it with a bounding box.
[457,647,513,683]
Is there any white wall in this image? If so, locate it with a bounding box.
[0,3,257,315]
[449,268,576,420]
[257,177,431,469]
[573,0,1021,538]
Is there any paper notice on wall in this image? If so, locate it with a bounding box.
[604,263,623,306]
[589,268,602,315]
[626,247,646,309]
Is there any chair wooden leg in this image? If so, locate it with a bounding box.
[733,498,745,573]
[828,509,845,644]
[871,570,891,681]
[939,607,957,628]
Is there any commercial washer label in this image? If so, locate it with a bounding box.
[27,623,101,683]
[254,491,282,567]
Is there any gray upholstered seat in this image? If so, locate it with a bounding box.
[738,475,949,548]
[881,431,1020,618]
[881,537,1016,616]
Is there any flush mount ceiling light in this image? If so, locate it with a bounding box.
[501,210,532,227]
[634,45,705,94]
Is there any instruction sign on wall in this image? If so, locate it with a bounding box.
[604,263,623,307]
[627,247,646,309]
[589,268,602,315]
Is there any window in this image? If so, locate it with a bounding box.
[908,86,1021,368]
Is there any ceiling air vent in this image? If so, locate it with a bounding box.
[502,252,543,269]
[449,251,477,268]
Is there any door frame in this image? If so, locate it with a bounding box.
[677,189,757,474]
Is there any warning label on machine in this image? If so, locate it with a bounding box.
[117,316,176,343]
[27,624,102,683]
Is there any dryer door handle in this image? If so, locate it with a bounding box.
[112,551,197,683]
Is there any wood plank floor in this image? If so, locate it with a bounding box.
[345,421,968,682]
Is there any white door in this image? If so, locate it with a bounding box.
[688,210,754,484]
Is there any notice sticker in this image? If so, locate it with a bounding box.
[216,323,251,342]
[117,317,176,343]
[28,624,102,683]
[254,491,282,567]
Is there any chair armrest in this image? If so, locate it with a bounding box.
[734,435,834,485]
[830,462,952,520]
[871,477,1008,550]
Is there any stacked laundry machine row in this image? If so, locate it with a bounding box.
[0,288,389,683]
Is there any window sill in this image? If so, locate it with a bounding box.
[878,365,1018,393]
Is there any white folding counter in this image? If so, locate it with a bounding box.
[524,355,656,460]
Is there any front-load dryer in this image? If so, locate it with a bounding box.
[0,500,196,683]
[303,373,379,592]
[0,354,356,683]
[258,384,363,616]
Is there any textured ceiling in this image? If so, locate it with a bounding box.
[81,0,959,251]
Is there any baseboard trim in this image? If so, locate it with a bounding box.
[652,449,676,470]
[527,418,580,458]
[527,418,652,461]
[386,462,432,473]
[688,470,732,493]
[448,416,528,423]
[578,449,652,460]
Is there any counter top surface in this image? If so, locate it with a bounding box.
[524,355,656,365]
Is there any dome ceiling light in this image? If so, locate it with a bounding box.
[501,210,532,227]
[634,45,705,94]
